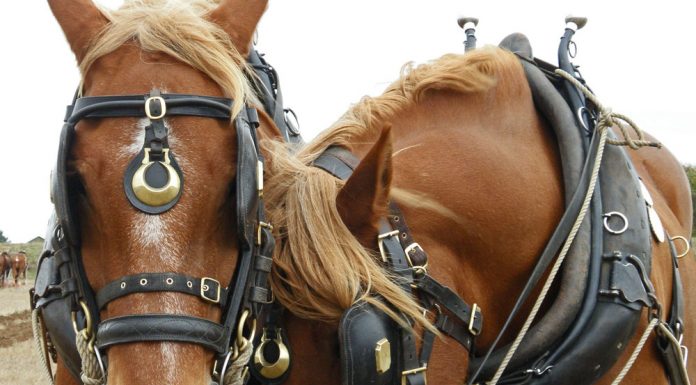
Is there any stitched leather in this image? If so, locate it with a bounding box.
[96,314,228,353]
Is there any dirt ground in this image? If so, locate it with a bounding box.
[0,286,50,385]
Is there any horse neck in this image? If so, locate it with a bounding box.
[357,84,564,347]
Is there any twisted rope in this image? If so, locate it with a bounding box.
[610,318,659,385]
[223,342,253,385]
[555,69,661,150]
[31,309,55,385]
[76,331,104,385]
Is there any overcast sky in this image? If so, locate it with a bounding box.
[0,0,693,243]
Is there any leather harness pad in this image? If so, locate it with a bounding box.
[339,302,401,385]
[473,34,653,384]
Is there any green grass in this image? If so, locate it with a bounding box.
[0,241,43,281]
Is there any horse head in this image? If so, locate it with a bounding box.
[47,1,280,384]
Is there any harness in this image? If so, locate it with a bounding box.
[31,49,294,385]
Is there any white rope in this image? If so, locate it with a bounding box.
[223,342,253,385]
[610,318,659,385]
[31,309,55,385]
[76,331,104,385]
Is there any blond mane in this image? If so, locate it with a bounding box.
[80,0,258,117]
[265,48,521,328]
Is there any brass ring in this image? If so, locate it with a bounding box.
[236,309,257,349]
[671,236,691,259]
[70,300,93,336]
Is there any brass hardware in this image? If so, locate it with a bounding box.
[200,277,221,303]
[71,300,95,351]
[70,300,93,335]
[254,328,291,379]
[377,230,400,263]
[257,221,274,246]
[145,96,167,120]
[671,236,691,259]
[375,338,391,374]
[257,160,264,197]
[132,148,181,207]
[404,243,428,270]
[401,365,427,385]
[236,309,257,349]
[469,303,481,336]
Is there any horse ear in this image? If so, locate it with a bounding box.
[336,126,393,247]
[207,0,268,57]
[47,0,108,62]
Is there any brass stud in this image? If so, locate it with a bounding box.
[375,338,391,374]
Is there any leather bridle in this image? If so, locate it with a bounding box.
[41,89,276,382]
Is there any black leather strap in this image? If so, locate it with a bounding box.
[312,146,359,180]
[68,93,234,123]
[415,275,482,335]
[96,314,227,353]
[96,273,228,309]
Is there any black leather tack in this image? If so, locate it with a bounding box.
[254,255,273,273]
[96,273,228,309]
[96,314,227,353]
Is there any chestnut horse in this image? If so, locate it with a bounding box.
[0,251,10,287]
[47,1,282,384]
[10,251,27,286]
[261,50,695,384]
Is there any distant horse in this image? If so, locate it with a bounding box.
[11,251,27,286]
[261,48,695,384]
[0,251,10,287]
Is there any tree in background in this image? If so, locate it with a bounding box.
[0,230,7,243]
[686,165,696,238]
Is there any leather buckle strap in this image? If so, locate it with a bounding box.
[145,96,166,120]
[96,273,228,309]
[200,277,221,304]
[378,230,400,263]
[402,365,428,385]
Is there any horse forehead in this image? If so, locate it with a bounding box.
[84,45,224,96]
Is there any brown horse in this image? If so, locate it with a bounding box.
[0,251,10,287]
[261,50,695,384]
[10,251,27,286]
[47,0,282,384]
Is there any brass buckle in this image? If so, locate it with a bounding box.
[200,277,221,304]
[145,96,167,120]
[377,230,400,263]
[404,243,427,267]
[257,221,274,246]
[469,303,481,336]
[401,365,427,385]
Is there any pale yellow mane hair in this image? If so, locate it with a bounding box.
[80,0,259,117]
[265,47,520,328]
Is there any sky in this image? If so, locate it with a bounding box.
[0,0,693,243]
